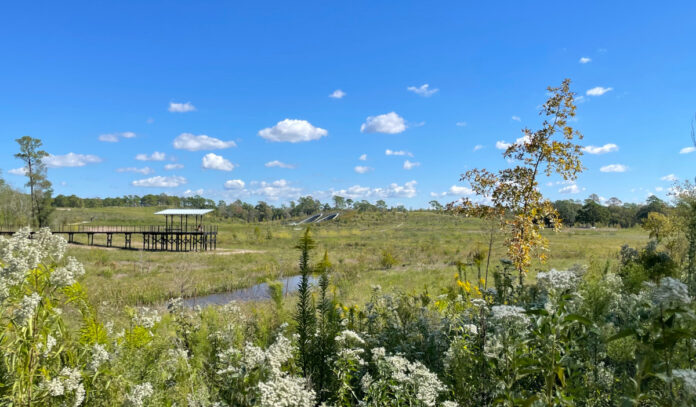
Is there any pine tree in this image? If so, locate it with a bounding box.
[314,250,340,400]
[14,136,52,227]
[294,227,316,377]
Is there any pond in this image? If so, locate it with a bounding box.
[183,274,318,307]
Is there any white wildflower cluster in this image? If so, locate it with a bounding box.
[335,330,366,366]
[216,334,315,406]
[50,256,84,287]
[471,298,487,309]
[463,323,478,336]
[44,367,85,406]
[366,348,449,407]
[0,228,73,303]
[125,382,154,407]
[14,292,41,325]
[38,334,57,357]
[673,369,696,397]
[89,344,110,370]
[257,373,316,407]
[490,305,530,330]
[536,269,579,293]
[651,277,692,309]
[132,307,161,329]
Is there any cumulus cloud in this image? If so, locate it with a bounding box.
[661,174,678,181]
[473,144,484,151]
[173,133,236,151]
[116,167,154,175]
[559,184,581,194]
[258,119,328,143]
[164,163,184,170]
[329,181,418,200]
[8,167,27,175]
[600,164,628,173]
[98,132,136,142]
[511,116,521,122]
[132,176,187,188]
[359,154,367,161]
[183,188,204,196]
[403,160,420,170]
[579,57,591,64]
[407,84,438,97]
[361,112,406,134]
[354,166,372,174]
[265,160,295,169]
[43,153,102,168]
[430,185,475,197]
[329,89,346,99]
[582,143,619,154]
[168,101,196,113]
[385,149,413,157]
[202,153,235,171]
[680,146,696,154]
[224,179,245,189]
[586,86,613,96]
[496,141,511,150]
[251,179,302,201]
[136,152,166,161]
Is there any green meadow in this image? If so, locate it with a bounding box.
[54,207,649,308]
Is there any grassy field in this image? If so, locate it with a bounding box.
[49,207,650,310]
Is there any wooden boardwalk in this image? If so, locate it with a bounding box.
[0,225,218,252]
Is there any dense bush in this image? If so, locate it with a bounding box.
[2,227,696,406]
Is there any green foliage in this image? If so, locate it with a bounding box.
[379,249,398,269]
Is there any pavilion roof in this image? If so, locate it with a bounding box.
[154,209,214,216]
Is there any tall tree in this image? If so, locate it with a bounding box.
[14,136,52,227]
[453,79,584,284]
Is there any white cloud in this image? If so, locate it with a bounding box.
[473,144,484,151]
[164,163,184,170]
[655,186,664,192]
[361,112,406,134]
[202,153,235,171]
[407,84,438,97]
[586,86,613,96]
[132,175,187,188]
[385,149,413,157]
[511,116,521,122]
[354,166,372,174]
[329,180,418,200]
[8,167,27,175]
[173,133,236,151]
[183,188,204,196]
[559,184,581,194]
[258,119,328,143]
[456,121,467,127]
[251,179,302,201]
[168,101,196,113]
[496,141,511,150]
[359,154,367,161]
[403,160,420,170]
[329,89,346,99]
[265,160,295,169]
[680,146,696,154]
[579,57,591,64]
[43,153,102,168]
[136,152,166,161]
[224,179,245,189]
[116,167,153,175]
[582,143,619,154]
[98,132,136,143]
[600,164,628,173]
[661,174,678,181]
[430,185,475,197]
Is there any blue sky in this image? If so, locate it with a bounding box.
[1,1,695,208]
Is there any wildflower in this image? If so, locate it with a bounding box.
[132,307,161,328]
[652,277,691,309]
[257,373,316,407]
[43,377,64,396]
[490,305,529,329]
[125,383,154,407]
[371,347,386,360]
[51,256,84,287]
[673,369,696,397]
[43,334,57,356]
[335,329,365,346]
[536,269,578,293]
[14,292,41,325]
[463,324,478,336]
[89,344,109,370]
[471,298,487,308]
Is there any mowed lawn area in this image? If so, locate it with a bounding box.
[52,207,648,308]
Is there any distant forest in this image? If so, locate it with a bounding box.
[0,173,676,227]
